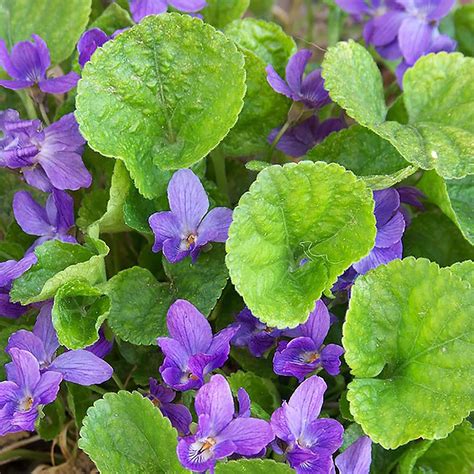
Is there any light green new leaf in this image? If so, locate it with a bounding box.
[76,14,246,198]
[322,42,474,179]
[455,4,474,57]
[105,267,173,345]
[449,261,474,286]
[226,161,376,328]
[79,391,187,473]
[216,459,293,473]
[163,244,228,316]
[0,0,91,64]
[418,170,474,245]
[10,238,109,305]
[344,258,474,449]
[306,125,415,190]
[52,279,110,350]
[219,48,291,157]
[224,18,296,76]
[203,0,250,29]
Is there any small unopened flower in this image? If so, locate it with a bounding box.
[0,35,79,93]
[266,49,331,109]
[177,374,274,472]
[13,189,76,251]
[273,300,344,381]
[0,347,62,435]
[0,110,90,191]
[6,303,113,385]
[129,0,207,23]
[157,299,239,391]
[335,435,372,474]
[149,169,232,263]
[271,375,344,473]
[147,378,192,435]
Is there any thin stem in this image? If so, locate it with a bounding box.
[112,373,125,391]
[0,449,62,464]
[305,0,314,44]
[38,101,51,126]
[267,120,291,161]
[0,435,40,453]
[16,90,38,120]
[89,385,108,396]
[211,150,230,205]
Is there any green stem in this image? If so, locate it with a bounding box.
[0,449,62,463]
[38,101,51,126]
[89,385,108,396]
[305,0,314,43]
[267,120,291,161]
[16,90,38,120]
[211,150,229,205]
[112,373,126,391]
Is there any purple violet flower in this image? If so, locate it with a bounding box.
[157,299,239,391]
[268,116,346,158]
[149,169,233,264]
[353,188,405,275]
[13,189,76,251]
[266,49,331,109]
[84,328,114,359]
[0,253,37,319]
[77,28,127,68]
[129,0,207,23]
[0,35,79,93]
[177,374,274,472]
[230,307,283,358]
[0,110,90,192]
[6,302,113,386]
[335,436,372,474]
[273,300,344,381]
[271,375,344,474]
[0,347,62,436]
[147,378,192,435]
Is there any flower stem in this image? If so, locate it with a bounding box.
[16,90,38,120]
[267,119,291,161]
[38,101,51,126]
[112,373,125,391]
[89,385,108,396]
[211,149,230,205]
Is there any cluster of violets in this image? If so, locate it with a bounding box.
[335,0,457,84]
[0,8,431,474]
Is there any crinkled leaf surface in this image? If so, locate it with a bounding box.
[105,267,173,345]
[52,279,110,350]
[306,125,415,190]
[226,161,376,328]
[344,258,474,449]
[0,0,91,63]
[203,0,250,29]
[163,244,228,316]
[322,42,474,178]
[79,391,186,473]
[219,48,291,156]
[215,459,294,473]
[449,260,474,286]
[224,18,296,76]
[11,239,109,305]
[76,13,246,198]
[403,209,474,267]
[419,170,474,245]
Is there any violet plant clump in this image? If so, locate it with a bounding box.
[0,0,471,473]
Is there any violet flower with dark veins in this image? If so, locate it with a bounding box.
[0,110,90,191]
[273,300,344,381]
[149,169,233,263]
[0,348,62,436]
[0,35,79,93]
[268,116,345,158]
[266,49,331,109]
[147,378,192,435]
[0,253,37,319]
[77,28,127,68]
[13,189,76,251]
[271,375,344,473]
[157,299,238,391]
[334,435,372,474]
[129,0,207,23]
[177,374,274,472]
[6,302,113,385]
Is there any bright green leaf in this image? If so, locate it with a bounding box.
[449,260,474,286]
[398,440,433,474]
[202,0,250,29]
[76,14,246,198]
[226,161,376,328]
[224,18,296,76]
[10,238,109,305]
[0,0,91,64]
[105,267,173,345]
[52,279,110,350]
[344,257,474,449]
[79,391,187,473]
[419,170,474,245]
[163,244,228,316]
[455,4,474,57]
[215,459,294,473]
[306,125,415,190]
